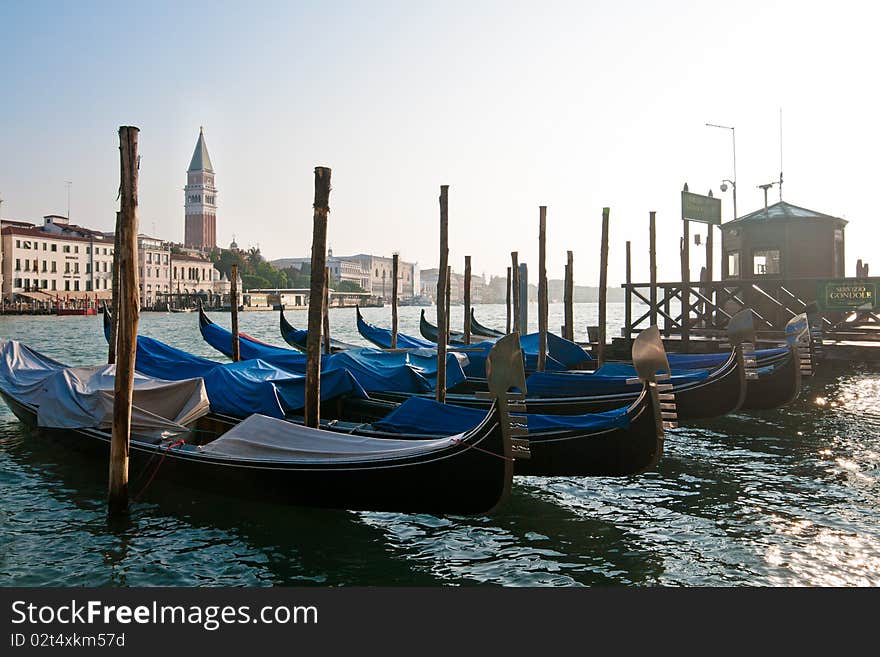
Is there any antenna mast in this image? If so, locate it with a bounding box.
[778,108,783,201]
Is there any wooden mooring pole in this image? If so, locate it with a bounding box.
[323,266,331,355]
[681,184,690,350]
[436,185,449,403]
[108,212,122,364]
[446,265,452,344]
[597,207,610,368]
[511,252,521,335]
[564,250,574,341]
[304,167,331,428]
[463,255,471,344]
[505,266,512,334]
[625,240,632,351]
[230,263,240,362]
[537,206,548,372]
[108,126,140,519]
[649,211,657,327]
[391,253,399,349]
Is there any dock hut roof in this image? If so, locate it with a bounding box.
[724,200,847,227]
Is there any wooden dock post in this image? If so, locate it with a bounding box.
[391,253,399,349]
[304,167,331,428]
[436,185,449,403]
[597,207,610,367]
[108,126,140,518]
[108,212,122,364]
[505,266,512,334]
[519,262,529,331]
[446,266,452,344]
[537,206,548,372]
[463,255,471,344]
[649,211,657,327]
[511,252,521,334]
[564,250,574,341]
[625,240,632,351]
[681,184,691,350]
[323,266,331,355]
[230,263,240,362]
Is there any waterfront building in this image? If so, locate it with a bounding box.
[272,252,418,299]
[184,127,217,251]
[137,235,171,308]
[1,215,114,303]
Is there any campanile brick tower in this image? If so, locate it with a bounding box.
[184,127,217,250]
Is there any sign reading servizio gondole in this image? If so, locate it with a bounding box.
[817,280,877,310]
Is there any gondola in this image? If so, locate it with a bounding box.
[0,337,522,515]
[470,309,506,338]
[356,306,436,349]
[103,309,670,477]
[279,308,360,353]
[419,309,497,344]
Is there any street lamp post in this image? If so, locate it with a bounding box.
[705,123,737,219]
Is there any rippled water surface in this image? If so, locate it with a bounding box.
[1,303,879,586]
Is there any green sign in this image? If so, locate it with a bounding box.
[682,191,722,225]
[817,279,877,311]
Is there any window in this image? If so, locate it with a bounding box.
[42,243,47,251]
[15,259,20,271]
[65,262,70,273]
[74,280,80,291]
[147,267,152,278]
[86,247,91,254]
[51,262,57,273]
[727,251,740,277]
[14,278,21,288]
[74,246,79,254]
[86,281,92,291]
[86,263,91,274]
[24,260,30,271]
[42,280,48,289]
[51,280,56,291]
[51,244,57,252]
[15,240,20,248]
[103,248,107,255]
[63,245,71,253]
[753,249,781,275]
[147,253,152,263]
[74,263,79,274]
[65,281,70,291]
[42,261,47,272]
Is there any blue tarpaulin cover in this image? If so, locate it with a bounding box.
[198,315,466,392]
[524,366,710,397]
[132,334,367,418]
[372,395,631,435]
[666,347,787,370]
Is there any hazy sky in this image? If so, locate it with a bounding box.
[1,1,878,286]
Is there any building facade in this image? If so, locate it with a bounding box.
[138,235,171,308]
[1,215,114,302]
[184,127,217,251]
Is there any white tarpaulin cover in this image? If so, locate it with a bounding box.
[0,340,210,440]
[198,413,463,463]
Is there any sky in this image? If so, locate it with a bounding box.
[1,0,878,287]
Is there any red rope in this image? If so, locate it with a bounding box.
[450,437,514,463]
[134,439,185,501]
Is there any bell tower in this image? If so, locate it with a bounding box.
[184,127,217,250]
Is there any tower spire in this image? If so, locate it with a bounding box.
[184,127,217,250]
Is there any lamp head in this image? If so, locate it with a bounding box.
[720,182,728,192]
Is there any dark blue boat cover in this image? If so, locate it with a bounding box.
[199,315,466,392]
[356,311,435,349]
[133,334,367,418]
[356,310,592,376]
[372,395,631,435]
[524,366,710,397]
[666,347,787,370]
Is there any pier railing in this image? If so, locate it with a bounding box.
[621,276,880,342]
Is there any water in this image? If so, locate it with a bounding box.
[1,303,879,586]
